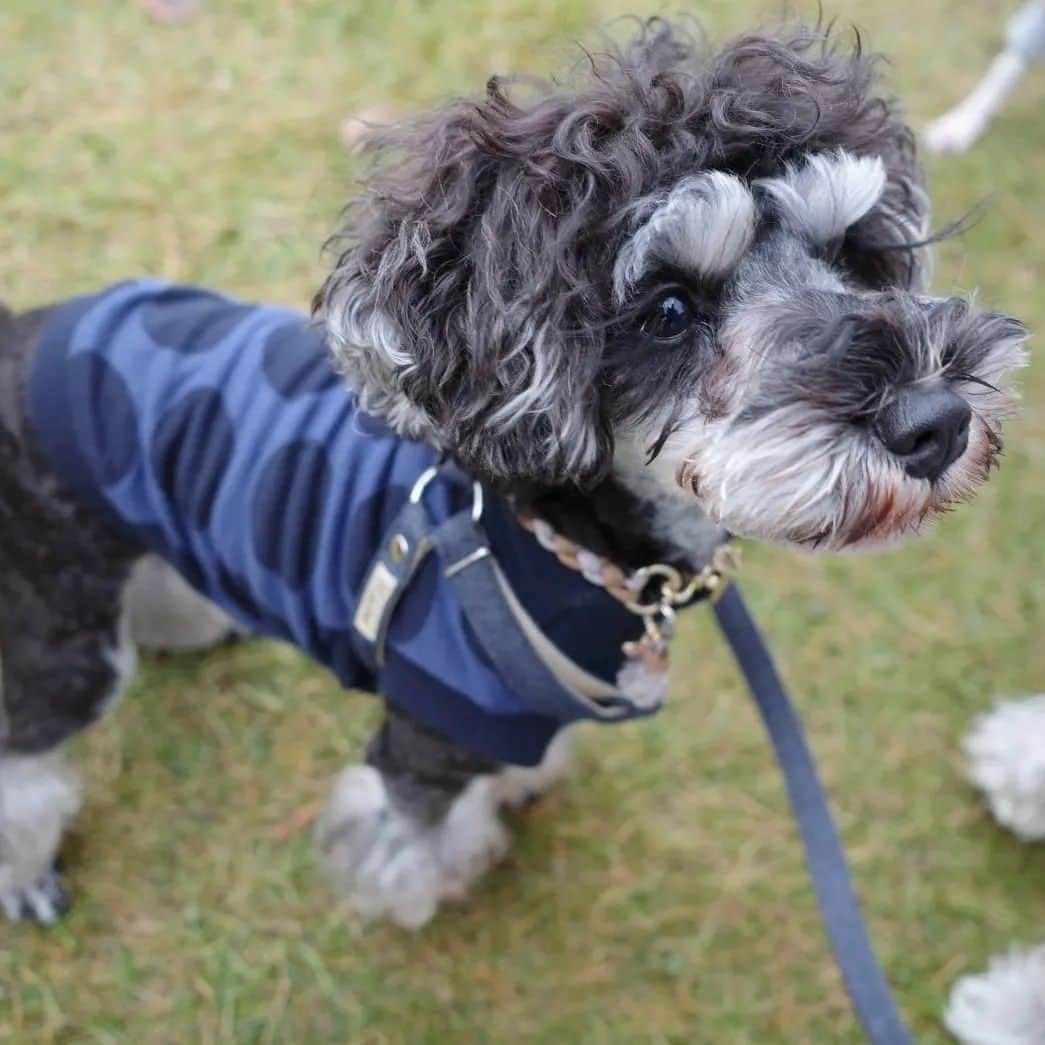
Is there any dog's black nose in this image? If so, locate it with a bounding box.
[875,384,972,481]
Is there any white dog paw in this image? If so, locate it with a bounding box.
[494,726,576,809]
[0,867,71,924]
[0,750,81,926]
[964,696,1045,841]
[945,945,1045,1045]
[314,766,508,928]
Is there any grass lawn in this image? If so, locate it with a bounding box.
[1,1,1043,1041]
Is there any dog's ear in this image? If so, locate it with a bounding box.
[694,22,932,291]
[842,152,933,292]
[724,23,932,292]
[316,85,617,489]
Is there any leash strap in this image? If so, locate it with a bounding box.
[713,583,913,1045]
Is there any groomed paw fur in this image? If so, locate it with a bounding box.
[945,945,1045,1045]
[964,695,1045,841]
[314,766,508,929]
[0,865,71,924]
[0,750,81,926]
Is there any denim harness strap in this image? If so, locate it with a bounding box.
[430,509,638,721]
[352,490,640,722]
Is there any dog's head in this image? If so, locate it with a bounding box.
[318,19,1026,552]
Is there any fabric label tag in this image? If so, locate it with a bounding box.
[353,561,399,643]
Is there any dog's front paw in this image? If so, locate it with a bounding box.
[964,696,1045,841]
[314,766,508,928]
[945,945,1045,1045]
[0,866,70,925]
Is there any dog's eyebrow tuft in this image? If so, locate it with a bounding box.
[757,150,886,244]
[613,172,757,301]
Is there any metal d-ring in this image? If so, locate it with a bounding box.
[409,465,484,523]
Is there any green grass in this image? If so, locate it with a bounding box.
[1,1,1043,1041]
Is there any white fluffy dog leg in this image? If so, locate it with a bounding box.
[945,945,1045,1045]
[493,725,577,808]
[314,766,509,928]
[964,695,1045,841]
[0,750,81,923]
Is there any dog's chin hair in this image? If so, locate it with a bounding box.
[666,407,1003,552]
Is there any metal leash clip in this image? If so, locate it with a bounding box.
[624,543,742,646]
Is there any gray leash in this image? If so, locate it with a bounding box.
[713,583,913,1044]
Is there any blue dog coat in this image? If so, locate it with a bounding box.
[29,280,654,765]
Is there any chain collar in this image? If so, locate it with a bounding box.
[516,514,740,673]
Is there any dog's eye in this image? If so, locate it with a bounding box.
[641,291,693,342]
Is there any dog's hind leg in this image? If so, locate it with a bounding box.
[0,460,139,921]
[0,566,137,923]
[0,750,82,923]
[125,554,245,652]
[0,625,135,924]
[0,303,142,923]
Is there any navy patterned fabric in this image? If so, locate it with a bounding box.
[28,280,647,765]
